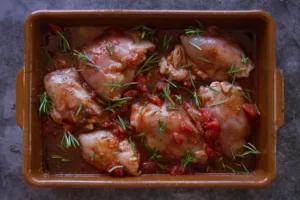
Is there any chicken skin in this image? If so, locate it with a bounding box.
[44,68,104,127]
[130,102,208,165]
[181,28,254,81]
[78,30,155,101]
[198,81,250,157]
[79,130,140,176]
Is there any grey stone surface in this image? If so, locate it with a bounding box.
[0,0,299,199]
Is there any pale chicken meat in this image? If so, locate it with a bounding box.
[181,29,254,81]
[44,68,104,127]
[78,30,155,101]
[159,45,192,81]
[130,102,208,164]
[198,81,250,157]
[79,130,140,176]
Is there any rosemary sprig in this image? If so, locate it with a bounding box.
[188,41,202,50]
[178,63,193,70]
[60,131,80,149]
[159,34,172,52]
[240,51,249,64]
[145,144,162,160]
[136,53,160,74]
[108,165,123,173]
[240,162,249,174]
[193,91,201,107]
[223,164,236,174]
[227,62,245,86]
[189,72,196,90]
[175,95,183,104]
[73,50,100,68]
[230,148,236,160]
[105,97,133,111]
[55,30,71,51]
[237,142,261,158]
[166,105,177,111]
[133,25,156,42]
[199,57,213,64]
[162,86,175,106]
[139,101,149,114]
[136,132,146,143]
[113,115,127,130]
[208,86,219,92]
[181,151,195,170]
[106,44,115,55]
[146,110,157,116]
[51,154,72,162]
[128,136,135,149]
[158,119,166,135]
[75,103,84,116]
[39,92,54,116]
[185,20,204,38]
[92,150,96,161]
[165,79,178,88]
[208,98,229,107]
[97,98,108,106]
[42,47,57,68]
[241,91,252,101]
[105,81,138,91]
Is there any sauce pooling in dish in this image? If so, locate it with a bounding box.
[41,22,260,176]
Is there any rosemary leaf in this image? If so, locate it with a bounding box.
[208,98,229,107]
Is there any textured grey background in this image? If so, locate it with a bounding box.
[0,0,299,199]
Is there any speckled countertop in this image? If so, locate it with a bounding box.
[0,0,299,199]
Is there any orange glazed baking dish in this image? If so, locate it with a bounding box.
[16,10,283,188]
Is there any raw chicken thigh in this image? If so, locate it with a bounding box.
[130,102,208,165]
[79,130,140,176]
[181,28,254,81]
[44,68,104,127]
[78,30,155,101]
[198,81,250,157]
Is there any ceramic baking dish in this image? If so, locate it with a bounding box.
[16,10,284,188]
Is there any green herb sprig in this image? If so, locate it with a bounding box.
[145,144,162,160]
[185,20,204,38]
[51,154,72,162]
[182,151,195,170]
[208,98,229,107]
[158,119,166,135]
[136,53,160,74]
[73,50,100,68]
[39,92,54,116]
[237,142,261,158]
[60,131,80,149]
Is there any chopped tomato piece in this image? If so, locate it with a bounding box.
[180,121,193,133]
[172,132,185,144]
[123,90,139,98]
[155,82,167,92]
[135,74,148,92]
[199,108,211,122]
[106,162,124,177]
[242,103,258,119]
[90,90,97,99]
[183,80,192,89]
[196,122,204,135]
[204,144,217,161]
[147,94,163,106]
[205,119,220,141]
[49,23,62,32]
[142,162,158,174]
[170,164,183,176]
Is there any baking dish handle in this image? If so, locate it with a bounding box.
[275,69,284,130]
[16,68,24,129]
